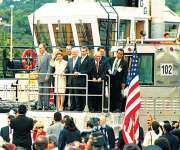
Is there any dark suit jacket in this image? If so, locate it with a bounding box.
[105,125,115,149]
[161,133,179,150]
[79,56,93,77]
[90,58,108,80]
[10,115,33,148]
[63,55,71,61]
[66,56,81,86]
[58,128,81,150]
[101,56,111,72]
[0,126,10,142]
[171,129,180,146]
[109,57,128,84]
[77,55,93,86]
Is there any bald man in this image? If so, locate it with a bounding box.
[88,51,107,112]
[99,115,115,149]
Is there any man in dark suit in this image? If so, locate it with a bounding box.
[97,46,111,73]
[0,115,14,142]
[10,105,33,150]
[161,123,179,150]
[109,49,128,112]
[63,45,72,110]
[66,48,81,111]
[63,45,72,61]
[36,43,51,110]
[76,46,93,111]
[99,115,115,149]
[89,51,107,112]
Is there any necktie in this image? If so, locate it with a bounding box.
[40,55,43,64]
[73,57,76,68]
[81,57,84,64]
[96,61,99,72]
[113,59,119,75]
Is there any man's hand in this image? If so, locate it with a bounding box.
[33,73,38,79]
[121,83,126,89]
[74,72,79,76]
[97,78,102,82]
[45,76,49,81]
[108,69,112,75]
[92,78,97,82]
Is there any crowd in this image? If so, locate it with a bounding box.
[0,105,180,150]
[36,43,128,113]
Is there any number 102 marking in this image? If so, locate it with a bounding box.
[160,64,173,76]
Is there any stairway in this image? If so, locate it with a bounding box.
[98,0,119,46]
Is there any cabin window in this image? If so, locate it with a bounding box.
[119,20,131,39]
[125,53,154,85]
[34,23,52,46]
[98,19,116,46]
[52,24,74,47]
[165,23,179,38]
[112,0,138,7]
[76,23,93,46]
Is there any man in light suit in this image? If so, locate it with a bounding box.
[37,43,51,110]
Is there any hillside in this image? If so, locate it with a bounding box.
[0,0,179,52]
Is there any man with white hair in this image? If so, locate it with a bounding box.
[66,48,81,111]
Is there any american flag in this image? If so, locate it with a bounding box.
[122,46,141,144]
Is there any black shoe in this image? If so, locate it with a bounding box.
[37,107,42,110]
[113,109,121,113]
[70,108,75,111]
[44,107,49,110]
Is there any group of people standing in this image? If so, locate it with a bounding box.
[36,43,128,112]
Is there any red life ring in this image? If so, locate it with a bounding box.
[21,49,37,70]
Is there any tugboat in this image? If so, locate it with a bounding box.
[0,0,180,131]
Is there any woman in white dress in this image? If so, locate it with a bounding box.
[54,52,68,111]
[143,121,163,147]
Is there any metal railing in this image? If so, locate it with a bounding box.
[0,73,180,116]
[3,72,108,112]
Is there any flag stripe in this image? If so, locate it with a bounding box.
[122,46,141,144]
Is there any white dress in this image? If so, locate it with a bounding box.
[143,130,162,146]
[54,59,68,94]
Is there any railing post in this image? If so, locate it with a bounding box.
[84,74,89,112]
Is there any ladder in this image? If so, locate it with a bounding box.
[98,0,119,48]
